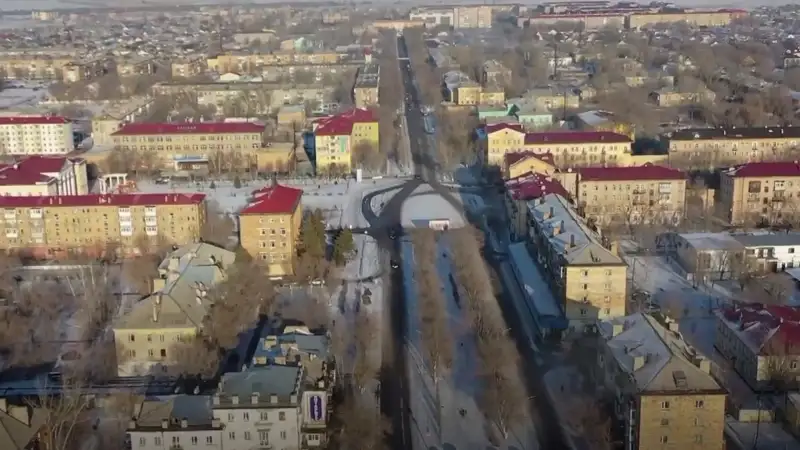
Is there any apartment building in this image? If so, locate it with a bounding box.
[717,161,800,225]
[213,365,328,449]
[62,58,109,84]
[527,193,627,330]
[370,19,427,31]
[715,303,800,391]
[576,164,687,226]
[664,126,800,169]
[128,395,224,450]
[353,63,379,108]
[111,122,265,169]
[313,108,379,173]
[524,87,580,112]
[114,243,235,376]
[482,124,633,168]
[409,7,455,27]
[116,56,157,77]
[597,313,726,450]
[503,151,557,180]
[207,51,341,74]
[652,87,715,107]
[453,82,482,105]
[454,5,493,28]
[504,171,568,240]
[0,116,74,155]
[153,81,336,112]
[239,183,302,277]
[482,60,511,87]
[628,9,746,29]
[656,232,746,283]
[170,56,207,79]
[0,193,206,259]
[0,54,73,80]
[91,96,155,146]
[0,155,89,197]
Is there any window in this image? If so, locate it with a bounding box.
[280,431,287,439]
[243,412,250,421]
[660,418,669,426]
[206,436,213,444]
[172,436,180,444]
[139,437,146,445]
[695,400,704,408]
[279,411,286,421]
[580,308,587,316]
[160,349,167,358]
[146,334,152,342]
[694,417,701,426]
[227,412,234,421]
[191,436,198,445]
[129,334,135,342]
[154,437,161,445]
[791,248,796,254]
[792,361,799,370]
[259,430,269,444]
[229,431,236,440]
[660,401,670,409]
[694,435,703,443]
[261,411,269,421]
[244,431,251,440]
[148,349,154,357]
[660,436,668,444]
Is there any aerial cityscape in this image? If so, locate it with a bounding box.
[2,1,800,450]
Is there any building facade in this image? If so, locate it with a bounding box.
[353,64,379,108]
[239,183,302,277]
[0,193,206,259]
[207,52,341,74]
[717,161,800,225]
[0,156,88,197]
[128,396,224,450]
[0,116,74,155]
[597,313,726,450]
[313,108,379,173]
[527,193,627,330]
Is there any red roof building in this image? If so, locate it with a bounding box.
[726,161,800,178]
[314,108,377,137]
[241,184,303,215]
[484,123,525,135]
[505,171,568,200]
[0,193,205,208]
[504,151,555,168]
[523,131,631,145]
[111,122,265,136]
[579,164,685,182]
[0,116,70,125]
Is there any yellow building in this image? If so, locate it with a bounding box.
[503,151,557,180]
[482,124,634,169]
[207,51,341,74]
[527,193,627,330]
[314,108,379,173]
[277,105,306,129]
[628,9,745,29]
[111,122,269,171]
[575,110,634,139]
[62,58,108,84]
[454,83,482,106]
[238,183,303,276]
[652,88,716,107]
[715,303,800,392]
[479,87,505,106]
[665,126,800,170]
[0,193,206,259]
[0,116,74,155]
[0,155,88,197]
[454,5,493,28]
[370,19,427,31]
[576,164,687,226]
[115,56,157,77]
[717,161,800,225]
[113,242,236,376]
[353,63,380,108]
[153,81,336,112]
[0,53,73,80]
[598,313,726,450]
[170,56,207,79]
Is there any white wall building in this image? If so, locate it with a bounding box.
[128,396,224,450]
[409,7,455,27]
[0,116,73,155]
[731,232,800,271]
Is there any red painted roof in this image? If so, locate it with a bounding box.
[504,151,555,167]
[727,162,800,178]
[0,116,69,125]
[484,123,524,134]
[315,108,376,137]
[720,304,800,355]
[241,184,302,215]
[505,171,568,201]
[0,193,205,208]
[0,156,75,186]
[111,122,264,136]
[580,164,685,182]
[524,131,631,145]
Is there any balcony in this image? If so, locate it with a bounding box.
[117,207,131,217]
[144,207,157,217]
[3,211,16,220]
[5,229,17,238]
[29,209,42,219]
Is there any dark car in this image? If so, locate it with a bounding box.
[390,260,400,269]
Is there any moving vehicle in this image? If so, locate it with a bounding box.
[390,260,399,269]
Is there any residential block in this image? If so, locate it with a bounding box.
[718,161,800,225]
[0,116,74,155]
[313,108,378,173]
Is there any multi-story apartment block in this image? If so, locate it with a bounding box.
[128,395,224,450]
[409,7,455,27]
[664,126,800,169]
[114,243,235,376]
[597,313,726,450]
[207,51,341,75]
[454,5,493,28]
[715,303,800,392]
[259,63,360,82]
[651,87,715,108]
[353,63,379,108]
[576,164,687,225]
[153,81,336,112]
[717,161,800,225]
[0,53,73,80]
[313,108,379,173]
[628,9,746,29]
[213,365,328,450]
[0,193,206,259]
[481,60,511,87]
[90,96,155,146]
[111,122,265,169]
[170,56,207,79]
[62,58,109,84]
[0,116,74,155]
[481,125,633,168]
[0,155,88,197]
[116,56,157,77]
[527,193,627,330]
[238,182,302,276]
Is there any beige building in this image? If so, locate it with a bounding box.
[114,242,236,376]
[0,155,88,197]
[171,56,207,79]
[652,88,715,107]
[116,56,158,77]
[715,303,800,392]
[207,51,341,74]
[664,126,800,169]
[238,183,303,277]
[0,116,73,155]
[717,161,800,225]
[454,5,493,28]
[628,10,746,29]
[128,395,224,450]
[597,313,726,450]
[0,53,73,80]
[576,164,687,226]
[153,81,336,112]
[90,96,155,146]
[62,58,109,83]
[353,63,379,108]
[527,193,627,331]
[0,193,206,260]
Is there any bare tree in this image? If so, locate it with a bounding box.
[566,397,613,450]
[201,201,235,248]
[479,365,528,442]
[29,376,94,450]
[332,394,390,450]
[352,141,384,172]
[166,338,223,379]
[351,311,381,391]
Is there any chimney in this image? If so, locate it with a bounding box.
[212,418,221,428]
[610,240,619,255]
[553,220,562,236]
[152,302,159,322]
[612,323,625,337]
[270,394,278,404]
[548,206,554,219]
[633,355,647,371]
[180,418,188,429]
[161,418,169,429]
[569,233,575,248]
[128,419,137,430]
[212,395,220,406]
[697,358,711,374]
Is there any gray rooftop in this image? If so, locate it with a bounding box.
[677,232,744,251]
[133,395,216,429]
[598,313,722,393]
[528,194,623,266]
[215,365,302,407]
[731,232,800,249]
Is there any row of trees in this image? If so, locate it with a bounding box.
[405,27,443,107]
[447,227,529,440]
[377,30,407,168]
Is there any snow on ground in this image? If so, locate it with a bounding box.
[400,184,471,228]
[0,83,49,109]
[541,366,591,450]
[341,234,382,281]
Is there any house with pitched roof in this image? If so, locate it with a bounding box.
[527,193,628,330]
[0,156,88,197]
[112,242,236,376]
[598,313,726,450]
[238,181,303,276]
[313,108,379,173]
[0,399,46,450]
